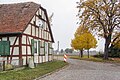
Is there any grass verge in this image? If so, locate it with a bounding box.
[0,60,68,80]
[69,55,120,63]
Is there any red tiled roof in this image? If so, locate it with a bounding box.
[0,2,40,33]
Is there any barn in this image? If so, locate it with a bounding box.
[0,2,54,66]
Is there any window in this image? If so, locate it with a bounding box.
[38,41,40,54]
[31,39,37,54]
[44,42,48,54]
[31,39,41,55]
[34,41,37,53]
[0,41,10,56]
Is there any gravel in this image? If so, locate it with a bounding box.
[39,58,120,80]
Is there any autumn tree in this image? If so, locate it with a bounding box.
[80,32,97,58]
[71,25,87,57]
[77,0,120,59]
[71,25,97,58]
[71,36,84,57]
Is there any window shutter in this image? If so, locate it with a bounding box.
[0,41,10,56]
[31,39,34,55]
[0,42,4,55]
[38,41,40,54]
[4,41,10,55]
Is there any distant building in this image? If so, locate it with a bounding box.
[0,2,54,65]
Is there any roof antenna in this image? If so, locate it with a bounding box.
[48,13,54,26]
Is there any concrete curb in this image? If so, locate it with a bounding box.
[34,63,69,80]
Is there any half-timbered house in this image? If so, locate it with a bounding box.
[0,2,54,65]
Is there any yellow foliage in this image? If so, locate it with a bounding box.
[71,26,97,50]
[112,33,120,48]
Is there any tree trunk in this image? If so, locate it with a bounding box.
[87,49,89,58]
[104,35,111,60]
[80,50,83,58]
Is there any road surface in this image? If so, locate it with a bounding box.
[39,58,120,80]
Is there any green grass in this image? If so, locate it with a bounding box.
[69,55,120,63]
[0,60,68,80]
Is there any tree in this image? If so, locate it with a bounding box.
[71,25,97,58]
[71,25,87,57]
[71,36,84,57]
[65,48,73,53]
[81,32,97,58]
[77,0,120,59]
[109,33,120,57]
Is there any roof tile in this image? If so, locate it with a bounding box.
[0,2,40,33]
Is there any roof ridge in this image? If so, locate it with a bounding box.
[0,2,39,5]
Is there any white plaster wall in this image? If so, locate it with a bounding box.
[24,24,31,35]
[36,28,38,37]
[39,56,42,63]
[49,56,52,61]
[22,35,26,44]
[22,57,26,65]
[0,57,7,61]
[32,26,35,36]
[39,28,41,38]
[43,56,45,62]
[27,46,31,55]
[36,16,39,27]
[46,25,49,31]
[13,47,19,55]
[36,10,39,15]
[46,54,48,62]
[49,34,51,41]
[11,57,19,65]
[28,37,33,44]
[22,46,26,55]
[9,37,16,45]
[39,8,41,15]
[34,54,39,63]
[10,47,12,55]
[31,16,35,24]
[9,37,19,55]
[15,38,19,45]
[2,37,7,41]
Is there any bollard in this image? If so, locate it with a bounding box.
[64,54,67,62]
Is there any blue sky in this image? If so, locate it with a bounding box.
[0,0,104,51]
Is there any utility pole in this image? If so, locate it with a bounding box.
[57,41,59,60]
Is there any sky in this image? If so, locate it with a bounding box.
[0,0,104,51]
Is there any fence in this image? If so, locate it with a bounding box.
[0,59,23,71]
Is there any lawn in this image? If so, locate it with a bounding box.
[0,60,68,80]
[69,55,120,63]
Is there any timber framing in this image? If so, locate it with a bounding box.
[0,2,54,65]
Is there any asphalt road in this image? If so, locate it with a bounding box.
[39,58,120,80]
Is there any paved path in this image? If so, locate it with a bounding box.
[39,58,120,80]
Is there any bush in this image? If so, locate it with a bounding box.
[5,64,13,70]
[109,47,120,58]
[93,53,104,58]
